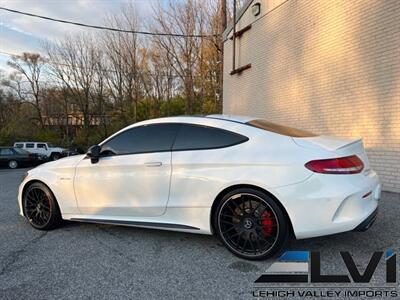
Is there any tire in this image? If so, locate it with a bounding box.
[213,188,289,260]
[8,160,18,169]
[50,153,61,161]
[23,182,62,230]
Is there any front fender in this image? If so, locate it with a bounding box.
[18,157,84,216]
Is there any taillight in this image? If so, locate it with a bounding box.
[305,155,364,174]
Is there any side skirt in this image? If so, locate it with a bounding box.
[70,218,200,231]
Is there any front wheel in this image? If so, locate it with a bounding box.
[23,182,62,230]
[214,188,289,260]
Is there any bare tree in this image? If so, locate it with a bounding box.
[151,0,206,114]
[0,82,17,130]
[200,0,224,112]
[0,0,225,147]
[140,41,178,116]
[92,49,110,139]
[44,33,101,144]
[102,3,143,124]
[6,53,47,127]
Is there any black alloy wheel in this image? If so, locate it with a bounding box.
[214,188,289,260]
[23,182,62,230]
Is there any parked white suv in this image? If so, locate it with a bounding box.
[14,142,65,161]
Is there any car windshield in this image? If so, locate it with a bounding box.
[47,143,54,147]
[13,148,29,154]
[246,119,317,137]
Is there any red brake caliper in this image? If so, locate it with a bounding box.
[261,211,275,236]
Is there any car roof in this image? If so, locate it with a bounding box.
[205,114,257,124]
[100,115,259,145]
[14,142,46,144]
[137,115,257,126]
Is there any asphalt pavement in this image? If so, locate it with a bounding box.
[0,168,399,299]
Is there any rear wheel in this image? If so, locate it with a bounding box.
[23,182,62,230]
[214,188,289,260]
[8,160,18,169]
[50,153,61,161]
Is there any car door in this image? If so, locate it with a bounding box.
[11,148,30,164]
[0,148,11,167]
[74,123,180,217]
[0,148,21,167]
[169,124,249,208]
[36,143,48,156]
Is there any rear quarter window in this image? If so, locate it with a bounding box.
[173,124,248,151]
[247,119,316,138]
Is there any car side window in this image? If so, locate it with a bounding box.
[0,148,14,156]
[15,143,23,148]
[37,143,47,149]
[26,143,34,148]
[101,123,180,155]
[172,124,248,151]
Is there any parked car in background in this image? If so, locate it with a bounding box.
[0,147,44,169]
[14,142,66,161]
[62,146,85,157]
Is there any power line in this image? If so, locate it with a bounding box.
[0,6,218,38]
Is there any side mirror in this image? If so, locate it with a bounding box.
[87,145,101,164]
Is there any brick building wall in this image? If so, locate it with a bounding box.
[223,0,400,193]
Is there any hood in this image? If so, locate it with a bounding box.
[30,154,85,172]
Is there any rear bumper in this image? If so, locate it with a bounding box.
[353,207,378,232]
[275,170,381,239]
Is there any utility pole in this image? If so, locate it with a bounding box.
[232,0,236,72]
[219,0,227,113]
[221,0,227,30]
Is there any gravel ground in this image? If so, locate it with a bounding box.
[0,168,399,299]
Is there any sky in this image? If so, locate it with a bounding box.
[0,0,159,74]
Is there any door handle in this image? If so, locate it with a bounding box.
[144,162,162,167]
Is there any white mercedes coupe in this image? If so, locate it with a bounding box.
[18,115,381,259]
